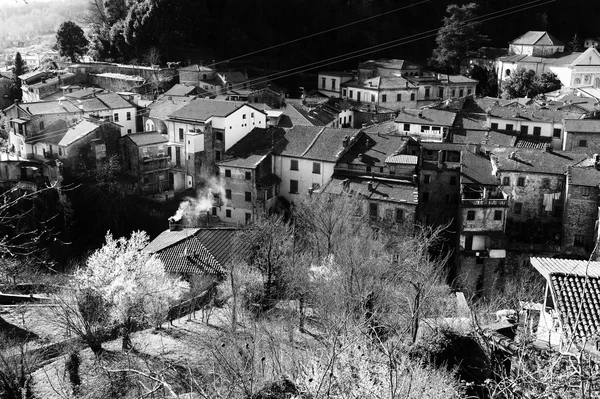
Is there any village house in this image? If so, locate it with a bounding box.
[273,126,362,202]
[456,149,509,294]
[497,31,600,90]
[322,129,419,226]
[584,37,600,49]
[290,98,355,128]
[317,71,355,97]
[490,147,587,251]
[562,157,600,255]
[162,83,205,98]
[394,108,457,142]
[20,72,79,103]
[25,117,121,170]
[342,75,419,111]
[358,59,422,80]
[121,131,170,195]
[485,106,582,151]
[162,98,268,190]
[562,119,600,154]
[529,257,600,350]
[216,127,286,225]
[418,142,463,227]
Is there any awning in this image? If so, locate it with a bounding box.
[11,118,29,124]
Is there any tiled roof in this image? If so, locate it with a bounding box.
[59,120,103,147]
[339,132,411,167]
[19,100,81,115]
[497,52,581,66]
[511,31,564,46]
[225,127,286,158]
[27,119,69,145]
[65,87,104,99]
[455,113,488,131]
[278,126,361,162]
[218,154,267,169]
[95,92,135,109]
[145,227,250,275]
[531,257,600,340]
[169,98,262,122]
[219,71,248,84]
[564,119,600,133]
[491,147,587,175]
[394,108,457,127]
[126,131,168,146]
[568,165,600,187]
[487,106,580,122]
[147,96,194,120]
[322,175,418,204]
[460,151,498,186]
[163,84,197,97]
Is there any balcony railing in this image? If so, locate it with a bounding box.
[142,153,170,162]
[461,197,508,207]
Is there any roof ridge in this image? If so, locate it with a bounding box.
[300,127,326,157]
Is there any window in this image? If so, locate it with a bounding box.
[178,128,184,142]
[167,146,172,158]
[579,139,587,147]
[127,129,132,134]
[502,176,510,186]
[582,187,591,196]
[423,174,431,184]
[245,192,252,202]
[467,210,475,220]
[382,94,387,103]
[476,257,484,265]
[245,171,251,180]
[517,177,525,187]
[459,88,464,97]
[494,210,502,220]
[342,89,347,97]
[290,159,298,171]
[321,77,326,88]
[331,79,336,91]
[114,113,119,122]
[350,90,354,98]
[397,93,402,101]
[215,151,221,161]
[245,213,251,224]
[212,207,217,216]
[451,89,456,97]
[424,88,430,99]
[421,125,431,133]
[216,131,223,141]
[126,112,131,121]
[395,208,404,223]
[557,180,565,189]
[514,202,522,214]
[491,123,498,130]
[542,178,550,188]
[422,192,429,203]
[403,123,410,131]
[290,179,299,193]
[226,209,232,218]
[370,94,375,102]
[59,147,62,156]
[251,112,254,118]
[410,93,415,101]
[506,124,514,131]
[450,176,457,185]
[467,88,472,95]
[312,162,321,174]
[574,235,585,247]
[369,202,378,219]
[225,189,232,199]
[438,87,444,98]
[533,126,541,136]
[553,128,561,138]
[242,114,246,119]
[520,125,528,135]
[39,121,44,130]
[225,169,231,177]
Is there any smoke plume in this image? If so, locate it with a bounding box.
[172,177,228,226]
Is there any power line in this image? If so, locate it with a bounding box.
[206,0,431,69]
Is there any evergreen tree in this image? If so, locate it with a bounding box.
[566,33,582,52]
[55,21,89,62]
[429,3,488,74]
[11,52,26,101]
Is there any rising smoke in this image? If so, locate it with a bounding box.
[172,177,228,226]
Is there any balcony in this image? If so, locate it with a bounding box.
[142,153,170,162]
[461,197,508,207]
[141,160,170,173]
[169,161,185,171]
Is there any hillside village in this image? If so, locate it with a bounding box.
[4,25,600,398]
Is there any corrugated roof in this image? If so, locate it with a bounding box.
[511,31,563,46]
[385,154,418,164]
[491,147,587,175]
[394,108,457,127]
[564,119,600,133]
[126,131,168,146]
[531,257,600,278]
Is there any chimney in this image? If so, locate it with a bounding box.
[168,216,182,231]
[342,178,350,191]
[367,181,374,192]
[358,153,364,162]
[508,151,516,160]
[412,173,418,184]
[342,135,349,148]
[545,144,553,153]
[418,111,423,118]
